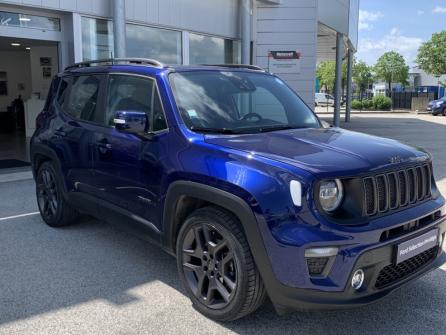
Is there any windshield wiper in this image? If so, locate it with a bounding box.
[239,125,306,133]
[190,126,239,134]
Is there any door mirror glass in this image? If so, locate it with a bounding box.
[114,110,148,134]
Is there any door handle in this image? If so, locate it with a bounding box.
[54,127,66,137]
[96,139,112,153]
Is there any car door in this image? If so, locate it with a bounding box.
[90,73,169,234]
[51,74,105,195]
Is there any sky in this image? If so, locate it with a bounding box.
[356,0,446,68]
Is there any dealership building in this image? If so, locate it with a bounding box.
[0,0,359,162]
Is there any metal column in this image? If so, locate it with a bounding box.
[241,0,251,64]
[345,48,353,122]
[333,32,344,127]
[113,0,126,58]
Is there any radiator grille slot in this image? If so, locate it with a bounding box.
[362,164,432,216]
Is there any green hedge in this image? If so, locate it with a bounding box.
[372,95,392,110]
[351,100,363,110]
[362,99,374,109]
[351,96,392,111]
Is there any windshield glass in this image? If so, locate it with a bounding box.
[169,71,320,134]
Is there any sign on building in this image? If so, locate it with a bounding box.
[268,51,301,74]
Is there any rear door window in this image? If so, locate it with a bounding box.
[61,75,104,124]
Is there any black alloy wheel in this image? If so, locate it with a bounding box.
[36,161,79,227]
[37,166,59,221]
[181,223,237,309]
[177,206,266,321]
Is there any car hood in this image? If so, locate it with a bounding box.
[204,128,429,177]
[429,99,445,105]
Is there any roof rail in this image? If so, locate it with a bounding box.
[205,64,265,71]
[65,58,164,71]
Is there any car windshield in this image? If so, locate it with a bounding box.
[169,71,320,134]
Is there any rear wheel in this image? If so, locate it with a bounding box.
[36,161,79,227]
[176,206,266,321]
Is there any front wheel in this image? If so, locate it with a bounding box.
[36,161,79,227]
[176,206,266,321]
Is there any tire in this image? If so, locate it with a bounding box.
[176,206,266,321]
[36,161,79,227]
[442,109,446,116]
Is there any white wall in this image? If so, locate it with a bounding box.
[29,45,58,100]
[255,0,318,107]
[0,50,31,111]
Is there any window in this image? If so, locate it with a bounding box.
[126,24,182,64]
[63,75,102,123]
[0,11,60,31]
[189,34,241,64]
[81,17,114,61]
[170,71,320,133]
[57,76,71,106]
[233,87,288,123]
[81,18,182,64]
[44,76,60,112]
[106,75,167,132]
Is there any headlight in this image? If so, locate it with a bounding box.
[319,179,344,212]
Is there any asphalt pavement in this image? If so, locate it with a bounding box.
[1,113,446,335]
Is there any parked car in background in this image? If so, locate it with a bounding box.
[31,59,446,321]
[427,97,446,116]
[315,92,335,106]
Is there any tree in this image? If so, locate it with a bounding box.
[352,60,372,98]
[374,51,409,92]
[316,60,348,94]
[316,60,336,93]
[416,31,446,85]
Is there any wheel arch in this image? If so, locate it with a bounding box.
[162,181,259,256]
[30,144,68,194]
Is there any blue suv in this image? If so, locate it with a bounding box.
[31,58,446,321]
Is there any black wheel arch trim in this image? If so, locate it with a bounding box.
[30,143,68,195]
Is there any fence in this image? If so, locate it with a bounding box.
[387,92,436,110]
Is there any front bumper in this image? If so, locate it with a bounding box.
[251,201,446,313]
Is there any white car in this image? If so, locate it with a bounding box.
[315,93,335,106]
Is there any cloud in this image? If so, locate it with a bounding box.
[358,10,384,31]
[417,10,424,15]
[357,28,424,66]
[433,6,446,13]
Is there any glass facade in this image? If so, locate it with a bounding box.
[189,33,241,64]
[81,17,240,65]
[126,24,182,64]
[0,10,60,31]
[81,17,114,61]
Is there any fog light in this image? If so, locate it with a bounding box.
[351,269,365,290]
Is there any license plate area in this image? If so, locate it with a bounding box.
[395,229,438,264]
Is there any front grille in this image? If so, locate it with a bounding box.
[363,164,432,216]
[375,246,437,289]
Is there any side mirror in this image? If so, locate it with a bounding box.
[114,110,148,134]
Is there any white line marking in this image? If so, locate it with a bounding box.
[0,171,33,183]
[0,212,40,221]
